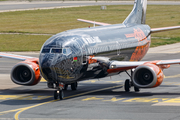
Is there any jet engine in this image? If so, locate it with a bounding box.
[132,63,164,88]
[11,61,41,86]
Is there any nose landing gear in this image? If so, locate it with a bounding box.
[54,83,64,100]
[53,82,78,100]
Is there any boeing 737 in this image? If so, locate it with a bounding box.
[1,0,180,100]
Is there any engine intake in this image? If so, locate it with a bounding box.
[132,63,164,88]
[11,61,41,86]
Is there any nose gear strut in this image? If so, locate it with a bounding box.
[54,83,64,100]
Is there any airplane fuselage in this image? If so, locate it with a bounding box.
[39,23,151,84]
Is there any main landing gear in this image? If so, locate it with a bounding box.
[124,70,140,92]
[63,82,78,91]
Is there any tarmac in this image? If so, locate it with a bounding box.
[0,1,180,119]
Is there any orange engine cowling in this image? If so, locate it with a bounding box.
[11,60,41,86]
[132,63,164,88]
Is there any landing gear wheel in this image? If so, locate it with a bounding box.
[63,84,68,90]
[134,86,140,92]
[59,90,64,100]
[124,79,131,92]
[71,82,77,90]
[54,90,58,100]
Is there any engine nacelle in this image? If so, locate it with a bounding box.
[11,61,41,86]
[132,63,164,88]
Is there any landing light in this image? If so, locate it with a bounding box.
[111,65,116,69]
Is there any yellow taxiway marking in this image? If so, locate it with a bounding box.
[152,97,180,106]
[82,97,180,104]
[123,98,170,103]
[0,95,19,100]
[14,100,57,120]
[0,85,123,120]
[0,95,51,100]
[103,97,125,102]
[82,97,104,101]
[164,74,180,79]
[64,85,123,99]
[40,78,46,82]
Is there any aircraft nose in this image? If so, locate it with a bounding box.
[40,53,64,81]
[40,54,53,80]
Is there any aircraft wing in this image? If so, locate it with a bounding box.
[77,19,111,26]
[151,26,180,33]
[0,52,37,61]
[108,59,180,71]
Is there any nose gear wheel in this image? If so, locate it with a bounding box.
[54,83,64,100]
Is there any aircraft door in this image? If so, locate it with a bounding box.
[82,46,87,65]
[73,40,87,65]
[116,41,121,56]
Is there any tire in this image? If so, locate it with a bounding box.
[59,90,64,100]
[54,90,58,100]
[124,79,130,92]
[63,84,68,90]
[71,82,77,90]
[134,86,140,92]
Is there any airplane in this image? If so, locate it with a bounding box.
[1,0,180,100]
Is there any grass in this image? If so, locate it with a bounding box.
[0,34,51,51]
[151,37,180,47]
[0,5,180,51]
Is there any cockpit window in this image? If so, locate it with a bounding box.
[47,48,72,55]
[62,48,72,55]
[42,49,50,53]
[62,48,66,54]
[66,48,72,55]
[51,48,62,53]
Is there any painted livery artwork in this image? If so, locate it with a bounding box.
[0,0,180,100]
[125,28,150,61]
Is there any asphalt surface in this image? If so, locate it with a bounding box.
[1,1,180,12]
[1,1,180,120]
[0,43,180,120]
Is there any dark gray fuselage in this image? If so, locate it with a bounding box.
[39,23,151,84]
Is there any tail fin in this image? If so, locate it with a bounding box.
[123,0,147,25]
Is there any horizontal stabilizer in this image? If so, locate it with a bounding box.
[151,26,180,33]
[77,19,111,26]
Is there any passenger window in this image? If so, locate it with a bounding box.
[51,48,62,53]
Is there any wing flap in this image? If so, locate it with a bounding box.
[77,19,111,26]
[151,26,180,33]
[0,52,35,61]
